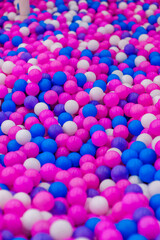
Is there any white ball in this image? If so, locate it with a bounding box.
[153,76,160,86]
[105,24,114,34]
[19,27,30,36]
[138,183,150,199]
[119,2,127,9]
[141,79,152,88]
[87,40,99,52]
[85,71,96,82]
[89,87,104,101]
[1,120,15,135]
[118,40,129,50]
[134,56,146,67]
[144,44,154,51]
[112,70,123,80]
[41,211,52,220]
[13,192,31,208]
[141,113,157,128]
[50,220,73,240]
[148,181,160,196]
[153,95,160,105]
[107,148,122,156]
[150,90,160,98]
[28,58,38,65]
[77,60,90,70]
[8,12,16,21]
[64,100,79,115]
[136,133,152,147]
[23,158,41,171]
[28,65,42,73]
[152,136,160,150]
[63,121,78,136]
[0,190,12,208]
[38,182,50,190]
[139,34,149,42]
[105,128,113,136]
[51,20,60,28]
[16,129,31,145]
[128,176,142,184]
[2,61,15,74]
[22,209,43,231]
[97,27,106,34]
[82,16,91,23]
[121,75,133,85]
[116,52,127,63]
[75,238,90,240]
[109,35,120,46]
[0,59,4,68]
[99,179,115,192]
[34,102,49,116]
[47,1,54,8]
[0,73,6,85]
[89,196,109,215]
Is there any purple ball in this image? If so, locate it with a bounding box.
[111,165,129,182]
[127,92,139,103]
[111,137,128,152]
[24,96,39,110]
[125,184,143,194]
[42,73,51,80]
[95,165,111,181]
[30,187,47,199]
[0,112,8,124]
[54,104,65,116]
[133,207,154,222]
[20,52,32,62]
[48,124,63,139]
[118,100,127,109]
[124,44,136,55]
[73,226,94,239]
[1,230,14,240]
[51,85,64,95]
[87,188,99,198]
[46,24,55,31]
[31,233,53,240]
[50,201,67,215]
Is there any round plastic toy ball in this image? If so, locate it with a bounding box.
[0,190,12,209]
[52,72,67,86]
[63,121,77,136]
[87,40,99,52]
[89,87,104,101]
[49,220,73,240]
[91,131,108,147]
[148,181,160,196]
[100,228,123,240]
[33,191,54,211]
[64,100,79,115]
[138,216,160,239]
[49,182,67,198]
[21,209,43,231]
[1,120,15,135]
[116,219,137,239]
[34,102,49,116]
[89,196,109,215]
[2,61,15,74]
[16,129,31,145]
[128,234,148,240]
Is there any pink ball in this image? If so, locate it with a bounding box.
[39,109,54,123]
[31,220,50,236]
[66,136,83,152]
[25,117,40,130]
[138,93,153,106]
[1,166,18,186]
[14,175,33,193]
[44,90,58,105]
[67,187,87,206]
[68,205,87,226]
[79,155,95,166]
[40,163,58,182]
[96,105,108,119]
[8,126,22,140]
[102,186,121,207]
[122,193,146,214]
[99,118,112,129]
[26,83,40,96]
[0,85,8,98]
[33,191,54,211]
[115,85,130,99]
[24,169,41,187]
[9,112,23,125]
[55,170,71,187]
[55,133,69,147]
[116,179,131,195]
[0,143,7,155]
[91,131,108,147]
[75,91,90,106]
[109,106,124,119]
[68,177,87,190]
[155,141,160,156]
[64,80,77,94]
[130,104,145,119]
[103,92,119,108]
[83,173,99,189]
[23,142,39,158]
[4,152,21,166]
[81,162,96,175]
[104,151,121,168]
[3,213,22,235]
[113,125,129,139]
[138,216,160,239]
[28,69,42,83]
[149,119,160,136]
[75,129,90,143]
[3,199,26,217]
[95,220,115,238]
[100,228,123,240]
[111,201,124,223]
[83,116,98,131]
[154,158,160,170]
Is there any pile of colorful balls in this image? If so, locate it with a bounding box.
[1,0,160,239]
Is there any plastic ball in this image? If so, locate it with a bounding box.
[89,196,109,215]
[16,129,31,145]
[49,220,73,240]
[64,100,79,115]
[49,182,67,198]
[116,219,137,239]
[138,216,160,239]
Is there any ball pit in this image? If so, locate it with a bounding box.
[1,0,160,239]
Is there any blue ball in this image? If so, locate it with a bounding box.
[69,22,79,31]
[12,36,23,47]
[126,158,143,175]
[111,137,128,152]
[81,49,93,59]
[99,50,111,58]
[128,120,143,136]
[48,124,63,139]
[36,152,55,166]
[80,143,96,156]
[56,156,72,170]
[0,155,5,167]
[139,164,156,183]
[50,200,67,215]
[85,218,101,232]
[24,113,38,121]
[75,73,87,87]
[0,34,9,44]
[1,100,16,112]
[0,183,8,190]
[139,148,156,164]
[68,152,81,167]
[112,116,127,128]
[154,170,160,181]
[149,194,160,211]
[99,57,113,66]
[148,15,157,24]
[41,139,57,154]
[49,182,67,198]
[90,124,105,136]
[93,80,106,91]
[116,219,137,239]
[95,166,111,182]
[128,234,148,240]
[52,71,67,86]
[38,92,45,103]
[30,124,45,138]
[151,56,160,66]
[82,104,97,117]
[58,112,73,126]
[31,233,53,240]
[156,207,160,221]
[14,79,27,92]
[39,78,51,91]
[7,140,21,151]
[4,93,12,101]
[32,136,44,152]
[121,149,138,164]
[130,141,146,154]
[123,67,134,76]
